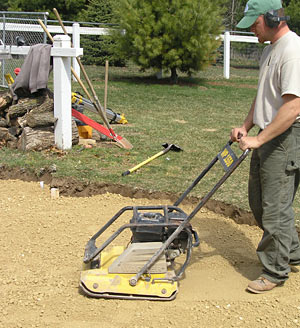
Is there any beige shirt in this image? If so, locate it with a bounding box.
[254,31,300,130]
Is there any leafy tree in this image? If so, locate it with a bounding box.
[79,0,125,66]
[113,0,225,82]
[224,0,300,33]
[285,0,300,35]
[223,0,248,30]
[79,0,115,23]
[0,0,10,11]
[7,0,87,21]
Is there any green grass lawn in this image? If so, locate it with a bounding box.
[1,63,299,225]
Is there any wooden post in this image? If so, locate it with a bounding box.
[53,34,72,150]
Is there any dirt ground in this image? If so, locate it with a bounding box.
[1,179,300,328]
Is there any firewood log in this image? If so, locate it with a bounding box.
[0,118,7,127]
[26,111,56,128]
[18,120,79,151]
[0,92,12,112]
[7,94,50,120]
[0,127,18,148]
[18,126,54,151]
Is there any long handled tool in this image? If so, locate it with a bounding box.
[72,92,128,124]
[52,8,131,147]
[104,60,108,117]
[38,15,132,150]
[72,108,127,143]
[122,143,182,176]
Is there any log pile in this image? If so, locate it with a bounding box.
[0,90,79,151]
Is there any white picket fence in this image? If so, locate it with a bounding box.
[0,21,261,80]
[221,31,266,78]
[0,21,110,36]
[0,22,261,150]
[0,35,82,150]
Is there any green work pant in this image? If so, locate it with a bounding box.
[249,123,300,284]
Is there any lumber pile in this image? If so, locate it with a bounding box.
[0,90,79,151]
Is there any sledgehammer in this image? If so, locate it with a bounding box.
[122,143,182,176]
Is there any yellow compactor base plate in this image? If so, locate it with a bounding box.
[80,246,178,301]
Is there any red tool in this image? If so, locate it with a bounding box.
[72,108,124,143]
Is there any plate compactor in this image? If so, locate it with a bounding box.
[80,141,249,301]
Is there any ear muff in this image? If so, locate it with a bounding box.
[264,10,290,28]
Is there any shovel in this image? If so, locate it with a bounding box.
[122,143,182,176]
[40,10,132,150]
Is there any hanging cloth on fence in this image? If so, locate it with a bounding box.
[12,44,52,97]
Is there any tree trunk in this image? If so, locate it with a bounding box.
[170,67,178,84]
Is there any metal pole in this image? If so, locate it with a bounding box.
[129,148,250,286]
[2,13,6,45]
[43,13,48,44]
[1,13,6,87]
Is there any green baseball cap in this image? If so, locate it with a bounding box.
[237,0,282,29]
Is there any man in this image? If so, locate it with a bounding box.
[231,0,300,293]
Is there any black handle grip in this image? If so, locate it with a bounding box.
[192,229,200,247]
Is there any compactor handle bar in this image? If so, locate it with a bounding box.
[129,141,250,286]
[174,140,247,207]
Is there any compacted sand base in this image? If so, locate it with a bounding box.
[1,179,300,328]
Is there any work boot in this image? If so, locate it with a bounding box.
[247,277,283,294]
[289,260,300,273]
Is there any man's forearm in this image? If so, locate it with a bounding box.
[257,95,300,145]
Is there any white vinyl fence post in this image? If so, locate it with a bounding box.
[53,34,72,150]
[72,23,80,81]
[224,31,230,79]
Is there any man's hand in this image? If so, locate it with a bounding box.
[230,127,248,142]
[239,136,262,150]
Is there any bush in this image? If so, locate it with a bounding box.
[79,0,125,67]
[81,34,126,67]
